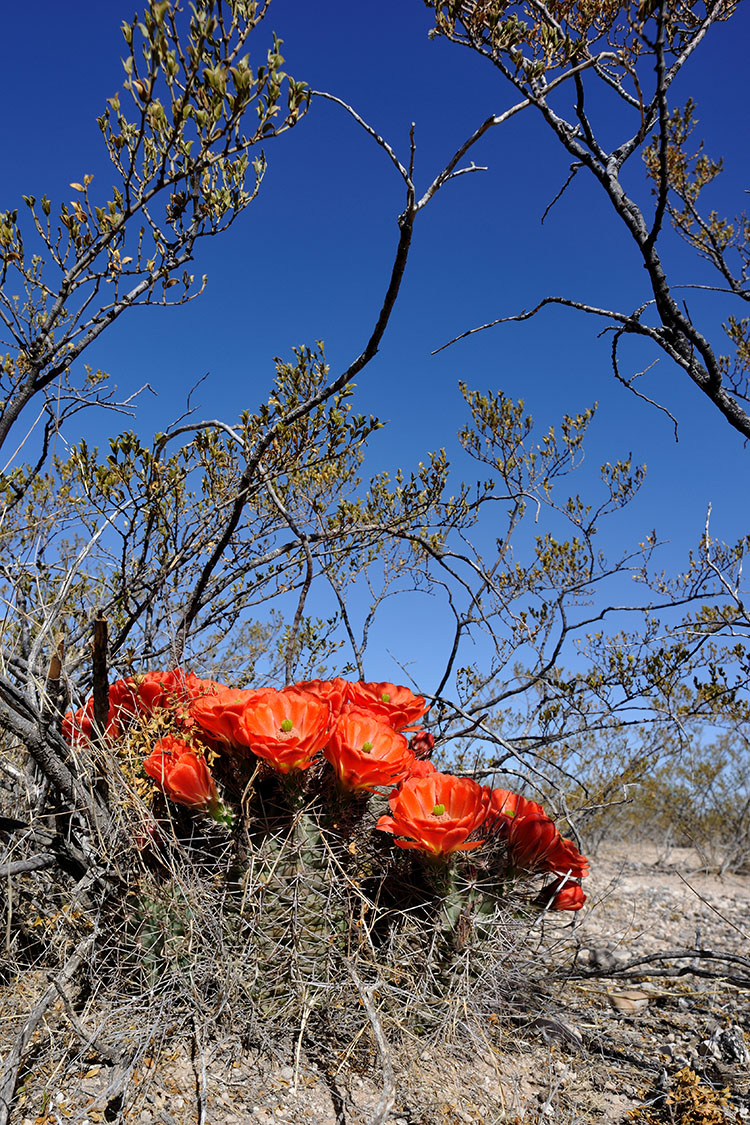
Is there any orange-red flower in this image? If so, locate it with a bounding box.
[377,772,490,857]
[325,708,414,792]
[62,699,97,745]
[190,687,273,749]
[505,811,560,870]
[144,736,220,811]
[346,681,427,731]
[62,693,123,745]
[62,668,227,746]
[537,880,586,912]
[113,669,227,728]
[236,688,331,773]
[552,882,586,911]
[121,671,166,715]
[546,835,590,879]
[294,678,350,717]
[406,759,437,780]
[486,788,546,829]
[408,730,435,759]
[504,809,589,879]
[484,788,589,879]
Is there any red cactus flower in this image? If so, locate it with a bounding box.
[545,834,590,879]
[62,668,227,746]
[325,708,414,792]
[551,882,586,911]
[408,730,435,759]
[537,880,587,912]
[484,788,589,878]
[190,687,273,749]
[62,698,95,745]
[377,771,490,857]
[144,736,220,812]
[113,669,227,728]
[505,809,589,879]
[505,811,562,871]
[62,693,123,745]
[157,669,227,725]
[294,678,350,717]
[122,671,166,715]
[406,759,437,780]
[236,688,331,773]
[486,788,546,831]
[169,669,227,701]
[346,680,427,731]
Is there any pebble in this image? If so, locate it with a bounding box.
[608,988,650,1015]
[279,1065,294,1080]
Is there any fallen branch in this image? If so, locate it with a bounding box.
[348,964,396,1125]
[567,947,750,988]
[52,977,125,1067]
[53,967,135,1117]
[596,965,750,986]
[0,852,57,877]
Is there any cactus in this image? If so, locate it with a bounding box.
[126,879,192,988]
[237,776,354,1020]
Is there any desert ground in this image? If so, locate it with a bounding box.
[3,840,749,1125]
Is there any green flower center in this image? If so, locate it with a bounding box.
[361,740,374,754]
[381,692,390,702]
[432,803,446,817]
[280,719,294,733]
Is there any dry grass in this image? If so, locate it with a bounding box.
[2,740,749,1125]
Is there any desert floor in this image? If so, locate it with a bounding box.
[4,840,749,1125]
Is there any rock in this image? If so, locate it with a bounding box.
[608,988,650,1014]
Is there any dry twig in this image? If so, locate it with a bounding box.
[347,963,396,1125]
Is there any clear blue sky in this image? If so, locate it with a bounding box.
[1,0,748,685]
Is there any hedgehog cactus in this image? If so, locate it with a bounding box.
[240,780,354,1018]
[129,881,192,987]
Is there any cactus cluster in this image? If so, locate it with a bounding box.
[65,669,589,1015]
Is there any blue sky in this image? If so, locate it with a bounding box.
[1,0,748,687]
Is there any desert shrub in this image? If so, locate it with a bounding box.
[628,1067,737,1125]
